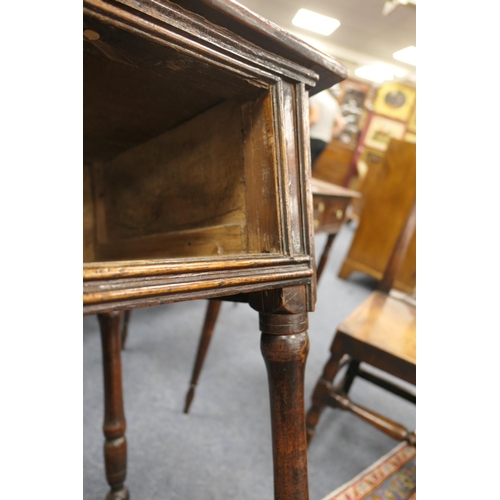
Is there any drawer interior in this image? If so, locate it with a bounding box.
[83,22,279,263]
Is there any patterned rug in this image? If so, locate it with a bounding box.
[320,442,416,500]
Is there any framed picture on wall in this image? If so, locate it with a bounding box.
[363,114,406,151]
[373,82,416,122]
[331,78,373,148]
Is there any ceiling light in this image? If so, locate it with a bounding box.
[354,64,407,83]
[382,0,417,16]
[292,9,340,36]
[393,46,416,66]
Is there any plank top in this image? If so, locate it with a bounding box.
[311,177,361,199]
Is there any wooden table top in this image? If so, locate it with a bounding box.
[311,177,361,198]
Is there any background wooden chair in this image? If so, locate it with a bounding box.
[305,198,416,446]
[339,139,416,295]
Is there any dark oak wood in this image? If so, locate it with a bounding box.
[183,299,222,414]
[98,312,129,500]
[306,199,416,446]
[315,234,336,284]
[82,0,334,315]
[261,331,309,499]
[120,310,131,350]
[251,286,310,500]
[83,1,348,498]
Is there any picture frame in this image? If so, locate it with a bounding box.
[362,114,406,152]
[373,82,416,122]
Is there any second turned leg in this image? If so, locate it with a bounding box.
[184,299,222,413]
[120,310,131,350]
[98,312,129,500]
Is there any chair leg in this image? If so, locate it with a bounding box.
[98,312,129,500]
[306,332,345,445]
[309,349,416,445]
[325,390,415,444]
[120,310,131,350]
[183,300,222,414]
[337,359,360,395]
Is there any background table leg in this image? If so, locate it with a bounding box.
[98,312,129,500]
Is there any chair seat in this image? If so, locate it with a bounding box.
[337,291,415,379]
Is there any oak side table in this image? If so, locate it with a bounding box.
[83,1,347,498]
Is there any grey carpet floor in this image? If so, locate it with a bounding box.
[83,223,416,500]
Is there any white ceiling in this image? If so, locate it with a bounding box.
[236,0,416,84]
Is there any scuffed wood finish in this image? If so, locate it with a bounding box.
[98,312,129,500]
[338,139,416,293]
[84,261,313,315]
[83,0,348,498]
[169,0,348,93]
[241,93,280,254]
[261,331,309,500]
[252,286,310,500]
[82,0,346,316]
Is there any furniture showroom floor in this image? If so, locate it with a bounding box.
[83,223,416,500]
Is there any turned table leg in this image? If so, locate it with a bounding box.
[251,287,310,500]
[98,312,129,500]
[120,310,131,350]
[184,299,222,413]
[316,233,337,283]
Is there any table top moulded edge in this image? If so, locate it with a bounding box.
[83,0,348,316]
